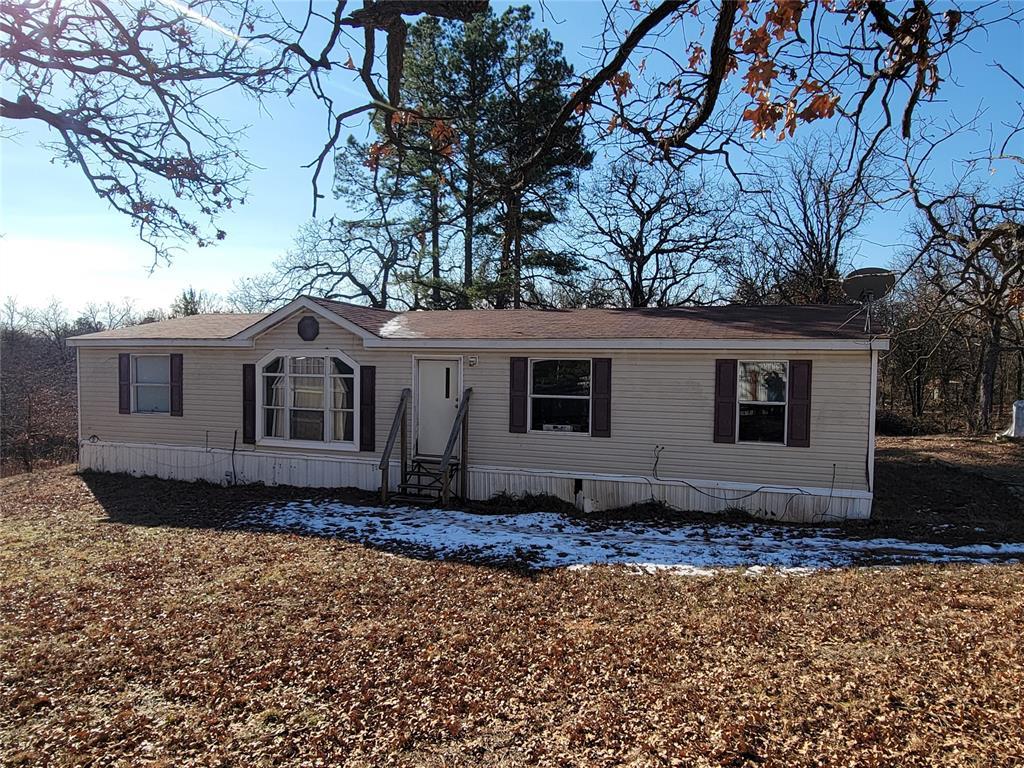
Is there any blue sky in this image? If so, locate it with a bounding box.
[1,1,1021,313]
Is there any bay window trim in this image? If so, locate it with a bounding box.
[736,359,788,445]
[527,357,593,436]
[255,349,360,451]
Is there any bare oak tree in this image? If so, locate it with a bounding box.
[2,0,286,259]
[234,215,417,310]
[905,177,1024,432]
[727,136,889,304]
[232,137,421,310]
[573,159,737,306]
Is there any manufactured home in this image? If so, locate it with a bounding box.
[67,297,887,522]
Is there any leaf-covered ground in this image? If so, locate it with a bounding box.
[2,467,1024,767]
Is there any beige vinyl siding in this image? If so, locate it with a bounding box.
[78,313,409,457]
[80,347,251,450]
[78,311,873,492]
[460,349,870,491]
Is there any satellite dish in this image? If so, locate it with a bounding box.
[842,267,896,303]
[842,267,896,335]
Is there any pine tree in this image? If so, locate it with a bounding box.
[400,6,592,308]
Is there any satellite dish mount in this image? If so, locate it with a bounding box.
[842,268,896,334]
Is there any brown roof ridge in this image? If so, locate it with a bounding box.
[307,296,398,313]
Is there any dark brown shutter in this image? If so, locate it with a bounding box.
[169,353,183,417]
[591,358,612,437]
[787,359,812,447]
[713,359,737,443]
[118,353,131,414]
[242,364,256,444]
[509,357,528,433]
[359,365,376,451]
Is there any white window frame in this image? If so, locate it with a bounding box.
[736,360,788,445]
[527,357,592,436]
[255,349,360,451]
[131,354,171,415]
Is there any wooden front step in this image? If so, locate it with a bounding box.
[388,492,441,505]
[396,456,461,501]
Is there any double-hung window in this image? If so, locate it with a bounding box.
[260,353,357,446]
[529,359,591,433]
[737,361,787,443]
[132,355,170,414]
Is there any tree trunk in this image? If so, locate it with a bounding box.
[430,181,442,308]
[914,357,925,418]
[379,242,396,309]
[462,132,476,309]
[975,317,1003,433]
[629,250,646,307]
[496,199,514,309]
[1017,349,1023,401]
[512,194,522,310]
[998,355,1006,418]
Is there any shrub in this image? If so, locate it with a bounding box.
[875,410,945,436]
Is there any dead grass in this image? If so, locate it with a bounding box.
[867,437,1023,543]
[876,435,1023,487]
[2,465,1024,767]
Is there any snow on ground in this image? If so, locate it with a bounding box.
[228,500,1024,574]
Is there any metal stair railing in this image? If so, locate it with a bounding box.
[379,388,411,503]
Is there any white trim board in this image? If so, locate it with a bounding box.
[75,351,82,449]
[67,337,255,348]
[868,347,879,492]
[364,337,889,351]
[68,336,890,351]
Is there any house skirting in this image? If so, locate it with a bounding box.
[78,441,872,523]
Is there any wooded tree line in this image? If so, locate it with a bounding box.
[2,0,1022,470]
[0,292,215,473]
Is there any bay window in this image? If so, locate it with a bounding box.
[529,359,591,433]
[258,352,357,447]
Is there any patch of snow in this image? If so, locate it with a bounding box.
[228,500,1024,574]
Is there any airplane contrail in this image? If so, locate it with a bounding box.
[155,0,248,45]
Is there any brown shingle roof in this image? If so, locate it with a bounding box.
[70,300,876,343]
[309,298,398,335]
[361,304,873,340]
[68,313,267,340]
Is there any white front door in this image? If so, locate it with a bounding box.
[416,359,460,456]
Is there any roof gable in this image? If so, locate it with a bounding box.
[233,296,391,342]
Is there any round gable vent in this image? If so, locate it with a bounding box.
[297,316,320,341]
